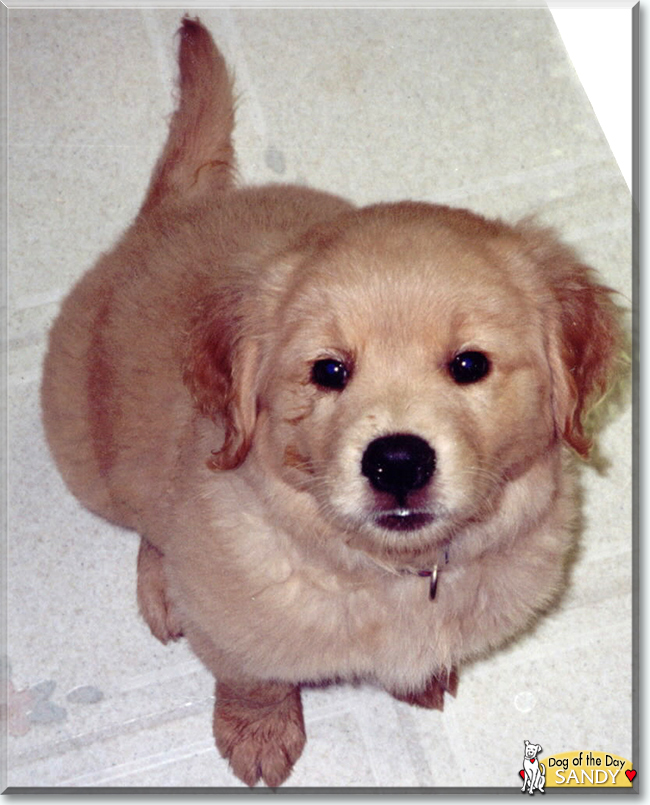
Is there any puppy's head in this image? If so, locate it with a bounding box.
[186,202,622,560]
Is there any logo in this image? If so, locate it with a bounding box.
[520,740,545,794]
[519,747,636,790]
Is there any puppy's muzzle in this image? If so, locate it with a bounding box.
[361,433,436,515]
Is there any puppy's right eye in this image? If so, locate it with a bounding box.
[311,359,350,391]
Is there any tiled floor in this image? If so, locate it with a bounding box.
[6,7,633,790]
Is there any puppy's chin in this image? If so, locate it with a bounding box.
[337,519,455,571]
[331,499,461,563]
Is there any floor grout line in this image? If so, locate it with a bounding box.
[8,697,215,769]
[58,738,217,787]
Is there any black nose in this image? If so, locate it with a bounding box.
[361,433,436,501]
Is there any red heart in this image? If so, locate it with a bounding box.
[529,758,535,763]
[519,770,525,779]
[626,769,636,782]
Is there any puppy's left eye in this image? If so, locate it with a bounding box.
[449,351,490,384]
[311,358,350,391]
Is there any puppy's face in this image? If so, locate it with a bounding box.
[188,202,618,564]
[253,207,559,557]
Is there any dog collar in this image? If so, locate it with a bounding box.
[400,547,450,601]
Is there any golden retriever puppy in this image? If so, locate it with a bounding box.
[41,18,622,787]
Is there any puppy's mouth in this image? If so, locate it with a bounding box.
[374,509,435,532]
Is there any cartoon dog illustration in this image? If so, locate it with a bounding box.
[521,741,546,794]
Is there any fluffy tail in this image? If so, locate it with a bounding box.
[141,17,236,211]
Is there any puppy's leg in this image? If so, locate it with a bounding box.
[136,538,183,644]
[213,677,305,788]
[391,667,458,711]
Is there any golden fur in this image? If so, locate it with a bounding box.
[41,18,622,787]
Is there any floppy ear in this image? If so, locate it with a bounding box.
[183,292,260,471]
[518,226,623,459]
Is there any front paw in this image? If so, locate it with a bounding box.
[391,667,458,710]
[213,679,305,787]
